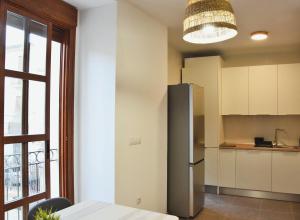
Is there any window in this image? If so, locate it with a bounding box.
[0,2,77,219]
[3,11,50,220]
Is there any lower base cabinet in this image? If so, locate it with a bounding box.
[236,150,272,191]
[205,148,219,186]
[218,149,300,195]
[219,149,236,188]
[272,151,300,194]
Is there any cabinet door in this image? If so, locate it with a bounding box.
[249,65,278,115]
[222,67,249,115]
[278,64,300,115]
[205,148,219,186]
[219,149,236,188]
[236,150,271,191]
[272,152,300,194]
[183,61,221,148]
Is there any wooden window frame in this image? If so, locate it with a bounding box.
[0,0,77,219]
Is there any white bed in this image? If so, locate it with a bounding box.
[56,201,179,220]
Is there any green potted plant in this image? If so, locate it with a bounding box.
[34,208,60,220]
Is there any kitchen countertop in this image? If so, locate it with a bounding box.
[220,143,300,152]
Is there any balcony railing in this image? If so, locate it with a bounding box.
[4,149,58,220]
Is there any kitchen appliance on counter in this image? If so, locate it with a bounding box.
[254,137,273,147]
[167,84,205,218]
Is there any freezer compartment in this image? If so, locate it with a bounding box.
[189,160,205,217]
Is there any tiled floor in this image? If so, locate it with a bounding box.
[193,193,300,220]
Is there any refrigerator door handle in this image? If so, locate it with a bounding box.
[189,159,204,166]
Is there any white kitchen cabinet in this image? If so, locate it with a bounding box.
[249,65,278,115]
[236,150,271,191]
[183,56,223,147]
[278,63,300,115]
[205,148,219,186]
[272,151,300,194]
[222,67,249,115]
[219,149,236,188]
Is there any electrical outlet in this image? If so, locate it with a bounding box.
[136,197,142,205]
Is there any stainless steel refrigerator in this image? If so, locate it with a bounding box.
[167,84,205,218]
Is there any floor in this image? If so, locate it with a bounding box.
[193,193,300,220]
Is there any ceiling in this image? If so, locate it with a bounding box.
[65,0,300,55]
[64,0,115,10]
[127,0,300,55]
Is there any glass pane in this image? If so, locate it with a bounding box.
[5,207,23,220]
[28,81,46,134]
[28,142,45,196]
[4,144,22,203]
[29,20,47,75]
[50,41,61,198]
[4,77,23,136]
[5,11,25,72]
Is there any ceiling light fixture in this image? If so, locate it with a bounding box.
[251,31,269,41]
[183,0,238,44]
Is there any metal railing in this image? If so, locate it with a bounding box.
[4,149,59,220]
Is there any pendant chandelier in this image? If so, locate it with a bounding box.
[183,0,238,44]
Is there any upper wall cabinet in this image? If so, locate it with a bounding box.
[278,64,300,115]
[183,56,223,147]
[249,65,278,115]
[222,67,249,115]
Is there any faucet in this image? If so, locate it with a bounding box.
[274,128,285,148]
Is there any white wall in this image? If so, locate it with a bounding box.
[115,0,168,213]
[75,0,168,213]
[168,45,182,85]
[75,3,117,203]
[223,50,300,67]
[223,115,300,146]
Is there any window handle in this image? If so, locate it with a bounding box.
[46,140,50,160]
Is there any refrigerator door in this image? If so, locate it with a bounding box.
[189,160,205,217]
[168,84,194,218]
[189,85,205,164]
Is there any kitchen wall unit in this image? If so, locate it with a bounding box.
[272,151,300,194]
[183,56,300,191]
[222,67,249,115]
[182,56,223,186]
[249,65,278,115]
[278,63,300,115]
[183,56,223,148]
[236,150,272,191]
[222,63,300,115]
[219,149,236,188]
